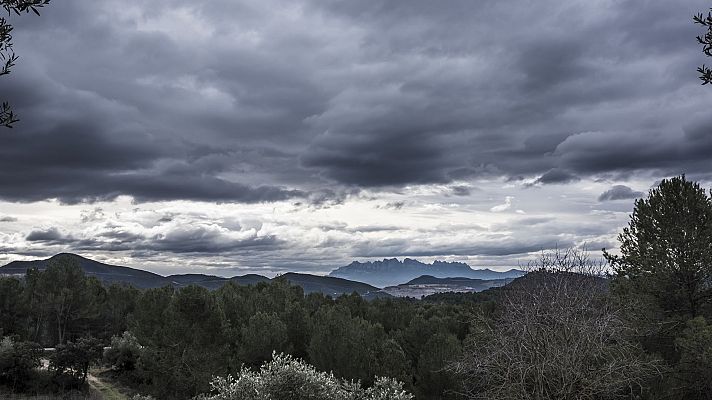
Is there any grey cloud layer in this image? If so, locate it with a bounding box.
[598,185,644,201]
[1,0,710,204]
[24,218,283,256]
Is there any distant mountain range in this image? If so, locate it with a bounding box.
[329,258,524,287]
[0,253,380,297]
[0,253,525,298]
[381,275,513,298]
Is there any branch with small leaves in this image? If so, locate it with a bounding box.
[1,102,18,128]
[694,8,712,85]
[0,0,51,128]
[2,0,51,16]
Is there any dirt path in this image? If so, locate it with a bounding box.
[87,371,129,400]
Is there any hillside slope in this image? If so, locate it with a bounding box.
[0,254,373,296]
[382,274,513,298]
[0,253,169,289]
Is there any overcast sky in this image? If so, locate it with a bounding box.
[1,0,711,276]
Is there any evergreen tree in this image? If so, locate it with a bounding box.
[49,336,103,388]
[416,333,462,399]
[240,312,289,367]
[0,278,27,338]
[24,256,105,345]
[307,306,388,385]
[606,176,712,399]
[675,317,712,397]
[606,176,712,321]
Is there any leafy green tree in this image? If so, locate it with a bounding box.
[252,278,305,316]
[240,312,289,367]
[1,0,51,128]
[415,333,462,400]
[0,277,27,338]
[23,267,50,343]
[365,299,415,333]
[23,256,105,345]
[336,292,369,319]
[101,284,140,339]
[129,286,174,345]
[696,5,712,84]
[282,301,309,358]
[0,336,41,391]
[49,336,103,388]
[308,306,389,385]
[197,353,413,400]
[131,285,229,398]
[377,338,411,389]
[606,176,712,353]
[673,317,712,399]
[104,331,142,372]
[398,314,443,364]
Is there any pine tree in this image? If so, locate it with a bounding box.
[606,176,712,320]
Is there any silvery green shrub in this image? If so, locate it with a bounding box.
[196,352,413,400]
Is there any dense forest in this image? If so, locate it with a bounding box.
[0,251,481,399]
[1,175,712,400]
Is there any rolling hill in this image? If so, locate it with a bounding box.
[381,274,513,298]
[0,253,170,289]
[0,253,374,296]
[278,272,379,296]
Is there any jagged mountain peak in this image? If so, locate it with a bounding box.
[329,258,524,288]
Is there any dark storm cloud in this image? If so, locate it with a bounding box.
[0,216,18,222]
[598,185,645,202]
[534,169,581,185]
[1,0,710,204]
[140,228,283,254]
[26,227,71,243]
[0,120,303,203]
[553,115,712,177]
[301,128,454,186]
[518,38,590,94]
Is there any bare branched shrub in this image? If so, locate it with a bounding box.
[456,248,660,400]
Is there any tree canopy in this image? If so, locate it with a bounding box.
[606,176,712,320]
[606,175,712,399]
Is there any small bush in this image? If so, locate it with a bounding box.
[104,331,142,371]
[50,337,104,389]
[196,352,412,400]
